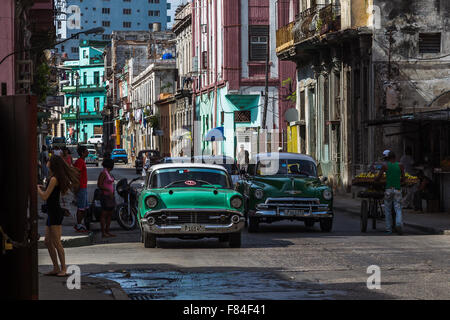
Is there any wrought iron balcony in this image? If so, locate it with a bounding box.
[61,84,106,93]
[276,21,295,54]
[61,111,102,120]
[293,4,341,44]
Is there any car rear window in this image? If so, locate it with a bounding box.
[113,150,127,155]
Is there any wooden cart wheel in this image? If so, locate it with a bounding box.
[371,200,377,230]
[360,200,368,233]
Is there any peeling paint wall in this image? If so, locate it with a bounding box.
[373,0,450,112]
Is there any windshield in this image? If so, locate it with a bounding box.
[113,150,126,155]
[256,159,317,177]
[139,151,159,158]
[88,150,96,155]
[149,168,231,189]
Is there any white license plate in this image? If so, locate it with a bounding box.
[286,209,306,216]
[181,224,205,232]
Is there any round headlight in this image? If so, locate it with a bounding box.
[145,196,158,208]
[323,189,333,200]
[254,189,264,200]
[230,196,243,209]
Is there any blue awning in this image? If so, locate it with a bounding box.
[204,126,226,141]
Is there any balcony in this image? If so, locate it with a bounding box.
[293,4,341,44]
[61,84,106,93]
[276,21,295,54]
[61,112,103,121]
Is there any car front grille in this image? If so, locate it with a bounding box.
[153,211,232,225]
[260,198,327,211]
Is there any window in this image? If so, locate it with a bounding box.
[57,21,61,29]
[234,111,251,123]
[94,72,100,85]
[71,47,79,53]
[83,50,88,58]
[167,3,171,9]
[149,0,160,3]
[123,8,131,14]
[102,34,111,40]
[94,98,100,112]
[249,25,269,61]
[102,8,110,14]
[102,21,110,27]
[123,0,131,2]
[167,16,171,23]
[148,10,160,16]
[83,98,87,112]
[123,21,131,28]
[419,33,441,53]
[83,72,87,85]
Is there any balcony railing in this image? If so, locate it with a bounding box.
[294,4,341,44]
[61,84,106,93]
[61,112,102,121]
[276,21,295,54]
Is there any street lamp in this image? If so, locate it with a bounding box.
[0,27,105,67]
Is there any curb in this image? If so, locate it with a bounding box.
[334,203,448,235]
[38,232,95,249]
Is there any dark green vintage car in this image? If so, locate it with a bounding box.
[236,153,333,232]
[138,163,245,248]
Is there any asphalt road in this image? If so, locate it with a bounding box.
[38,165,450,300]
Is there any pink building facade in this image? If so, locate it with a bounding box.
[192,0,297,158]
[0,0,15,96]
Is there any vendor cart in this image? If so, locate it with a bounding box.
[353,173,420,233]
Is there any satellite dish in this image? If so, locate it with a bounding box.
[284,108,299,123]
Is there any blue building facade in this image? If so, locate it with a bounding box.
[56,0,168,59]
[61,40,108,143]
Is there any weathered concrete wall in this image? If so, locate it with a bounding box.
[372,0,450,113]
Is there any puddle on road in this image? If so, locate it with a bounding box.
[88,270,345,300]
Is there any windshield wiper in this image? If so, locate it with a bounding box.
[163,180,188,189]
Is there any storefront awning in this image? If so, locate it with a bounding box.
[225,94,259,109]
[204,126,225,141]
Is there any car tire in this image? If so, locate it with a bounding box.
[144,231,156,248]
[304,220,315,228]
[228,232,241,248]
[248,217,259,233]
[320,218,333,232]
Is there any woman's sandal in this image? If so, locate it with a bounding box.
[44,270,60,276]
[56,272,69,277]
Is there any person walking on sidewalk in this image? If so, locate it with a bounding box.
[97,158,116,238]
[62,147,73,166]
[38,155,80,277]
[377,151,405,235]
[73,145,89,232]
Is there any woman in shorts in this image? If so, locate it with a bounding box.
[38,155,79,276]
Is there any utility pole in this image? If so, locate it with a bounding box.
[262,36,270,130]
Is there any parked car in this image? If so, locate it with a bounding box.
[193,155,240,185]
[87,134,103,145]
[111,149,128,164]
[137,163,245,248]
[235,152,333,233]
[135,149,162,174]
[51,137,66,149]
[85,149,99,166]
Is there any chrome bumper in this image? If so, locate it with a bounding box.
[141,209,245,235]
[254,198,333,218]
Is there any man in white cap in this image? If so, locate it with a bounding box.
[237,144,249,174]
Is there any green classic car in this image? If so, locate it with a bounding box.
[138,163,245,248]
[236,153,333,232]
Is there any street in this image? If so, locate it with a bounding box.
[37,165,450,300]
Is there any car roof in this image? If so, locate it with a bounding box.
[255,152,316,163]
[151,163,229,173]
[113,149,126,151]
[88,149,96,152]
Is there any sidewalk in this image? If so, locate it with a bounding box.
[334,193,450,235]
[39,273,129,300]
[38,196,94,249]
